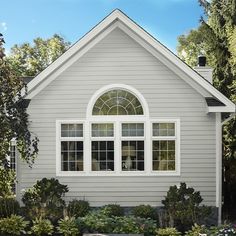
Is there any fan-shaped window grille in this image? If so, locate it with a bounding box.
[92,90,144,115]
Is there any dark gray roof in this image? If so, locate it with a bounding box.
[20,76,35,84]
[205,97,226,106]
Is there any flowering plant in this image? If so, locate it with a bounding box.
[217,225,236,236]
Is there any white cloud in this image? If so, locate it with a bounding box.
[0,22,7,31]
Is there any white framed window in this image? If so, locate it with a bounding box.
[91,123,115,171]
[56,85,180,176]
[121,123,145,171]
[151,120,180,174]
[57,121,84,174]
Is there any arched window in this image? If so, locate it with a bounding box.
[56,85,180,176]
[92,89,143,115]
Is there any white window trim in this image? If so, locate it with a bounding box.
[56,118,180,176]
[150,119,181,176]
[56,84,180,177]
[86,84,150,118]
[56,120,85,176]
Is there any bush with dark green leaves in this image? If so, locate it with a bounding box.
[132,204,157,220]
[77,211,157,236]
[67,199,90,217]
[0,214,29,235]
[0,197,20,217]
[22,178,68,221]
[30,217,54,236]
[162,182,211,231]
[100,204,124,217]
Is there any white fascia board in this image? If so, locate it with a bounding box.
[24,9,235,112]
[24,10,121,99]
[208,105,236,113]
[114,11,235,111]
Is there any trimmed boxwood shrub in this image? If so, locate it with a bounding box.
[100,204,124,217]
[67,200,90,217]
[132,204,157,220]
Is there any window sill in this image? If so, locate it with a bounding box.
[56,170,181,177]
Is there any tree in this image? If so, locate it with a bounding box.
[7,34,70,77]
[177,0,236,220]
[0,33,38,167]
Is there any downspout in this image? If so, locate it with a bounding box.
[217,112,236,225]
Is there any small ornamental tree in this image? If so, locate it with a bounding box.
[22,178,69,221]
[162,182,211,231]
[0,33,39,167]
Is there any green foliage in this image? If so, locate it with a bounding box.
[7,34,70,77]
[0,34,38,167]
[77,211,157,236]
[162,183,211,230]
[100,204,124,217]
[57,216,79,236]
[177,24,215,67]
[184,224,209,236]
[30,217,54,236]
[67,199,90,218]
[0,214,29,235]
[22,178,68,221]
[156,227,181,236]
[132,204,157,220]
[0,197,20,217]
[0,167,16,198]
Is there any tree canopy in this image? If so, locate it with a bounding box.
[177,0,236,219]
[7,34,70,77]
[0,33,38,167]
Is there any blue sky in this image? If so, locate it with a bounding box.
[1,0,204,53]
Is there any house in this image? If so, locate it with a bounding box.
[15,9,235,224]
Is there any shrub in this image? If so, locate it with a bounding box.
[162,182,211,231]
[67,199,90,217]
[156,227,181,236]
[0,167,16,198]
[132,204,157,220]
[57,216,79,236]
[30,217,54,236]
[0,197,20,217]
[215,225,236,236]
[22,178,68,221]
[185,224,209,236]
[0,214,29,235]
[113,216,157,235]
[77,211,157,235]
[100,204,124,217]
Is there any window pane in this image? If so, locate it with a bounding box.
[122,141,144,171]
[61,124,83,137]
[10,145,16,170]
[92,123,114,137]
[92,89,143,115]
[92,141,114,171]
[122,123,144,137]
[61,141,83,171]
[152,123,175,137]
[152,140,175,171]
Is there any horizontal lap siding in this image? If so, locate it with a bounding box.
[19,28,216,206]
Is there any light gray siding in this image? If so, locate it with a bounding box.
[18,28,216,206]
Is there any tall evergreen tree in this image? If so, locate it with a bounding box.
[177,0,236,219]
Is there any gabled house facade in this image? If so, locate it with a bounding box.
[16,10,235,223]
